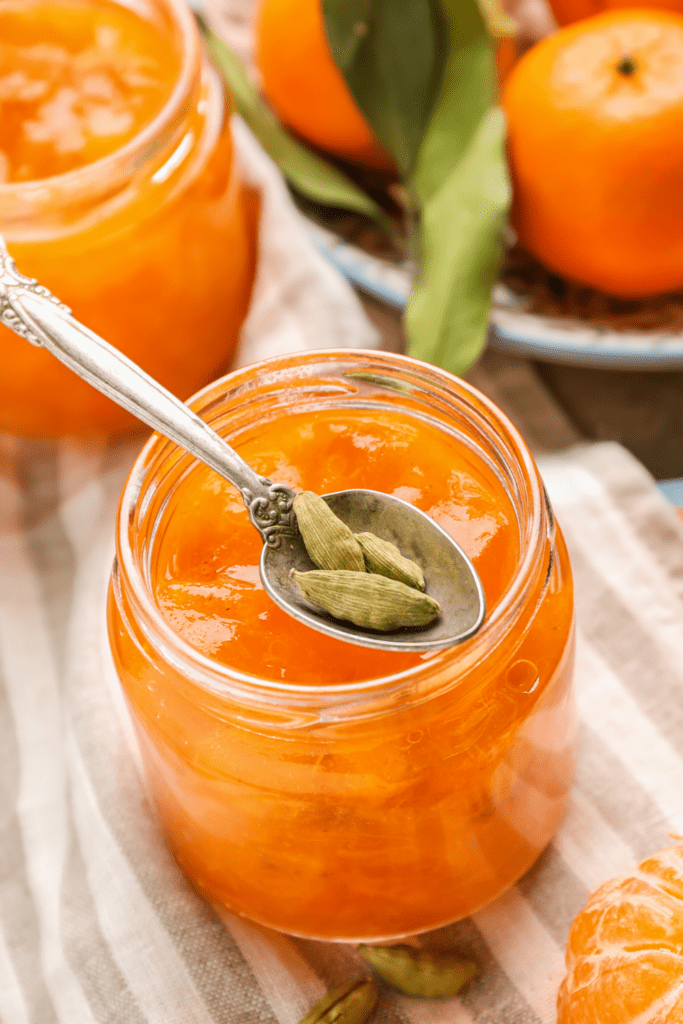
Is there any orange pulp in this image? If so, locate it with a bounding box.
[109,405,576,939]
[0,0,180,181]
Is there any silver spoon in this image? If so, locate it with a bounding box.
[0,238,485,652]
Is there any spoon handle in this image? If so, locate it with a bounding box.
[0,239,296,544]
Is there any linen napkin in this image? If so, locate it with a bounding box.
[3,121,683,1024]
[4,419,683,1024]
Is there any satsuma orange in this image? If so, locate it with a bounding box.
[254,0,395,171]
[503,9,683,297]
[558,843,683,1023]
[548,0,683,28]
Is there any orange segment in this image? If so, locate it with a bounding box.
[558,845,683,1023]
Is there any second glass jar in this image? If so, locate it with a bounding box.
[0,0,256,436]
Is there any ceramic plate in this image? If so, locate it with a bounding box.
[305,219,683,371]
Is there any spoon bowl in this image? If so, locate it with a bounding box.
[0,236,486,651]
[263,489,485,651]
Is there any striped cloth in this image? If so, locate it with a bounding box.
[3,430,683,1024]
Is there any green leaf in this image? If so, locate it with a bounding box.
[199,19,389,230]
[412,0,495,203]
[322,0,448,176]
[406,107,509,375]
[321,0,373,68]
[405,0,510,375]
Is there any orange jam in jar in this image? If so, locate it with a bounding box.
[108,352,576,941]
[0,0,255,436]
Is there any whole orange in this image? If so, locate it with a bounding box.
[548,0,683,28]
[502,9,683,297]
[557,844,683,1023]
[255,0,394,171]
[497,36,518,84]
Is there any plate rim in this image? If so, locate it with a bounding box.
[304,218,683,371]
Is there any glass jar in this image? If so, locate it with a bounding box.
[108,350,576,942]
[0,0,256,436]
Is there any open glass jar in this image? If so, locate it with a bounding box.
[108,350,576,942]
[0,0,255,436]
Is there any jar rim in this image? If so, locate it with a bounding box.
[0,0,199,202]
[114,350,551,704]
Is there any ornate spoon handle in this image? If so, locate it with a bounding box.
[0,238,296,544]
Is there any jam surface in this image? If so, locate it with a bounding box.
[0,0,180,181]
[154,408,520,684]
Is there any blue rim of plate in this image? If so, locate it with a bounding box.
[657,479,683,507]
[304,219,683,371]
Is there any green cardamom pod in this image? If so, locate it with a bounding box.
[291,570,440,631]
[294,492,365,572]
[298,978,378,1024]
[355,532,425,591]
[359,945,477,999]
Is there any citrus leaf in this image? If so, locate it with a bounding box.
[200,19,389,230]
[321,0,373,68]
[406,108,509,375]
[322,0,448,176]
[405,0,510,375]
[411,0,495,203]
